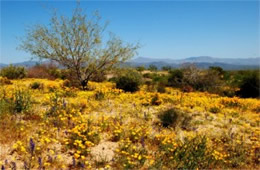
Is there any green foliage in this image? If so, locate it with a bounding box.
[161,66,172,71]
[90,71,107,82]
[225,141,248,168]
[156,84,166,93]
[1,88,32,115]
[143,72,168,93]
[152,75,168,93]
[94,91,105,100]
[136,66,145,72]
[115,70,143,92]
[145,66,258,98]
[184,68,219,92]
[209,106,220,114]
[153,136,214,169]
[209,66,225,77]
[45,91,63,117]
[152,74,168,85]
[143,73,153,79]
[30,81,43,90]
[213,134,251,168]
[12,89,32,114]
[148,64,158,71]
[0,65,26,79]
[158,108,180,128]
[168,69,184,87]
[236,71,260,98]
[172,136,213,169]
[158,108,192,129]
[20,4,139,90]
[151,94,162,105]
[222,88,237,98]
[203,69,224,93]
[0,98,10,116]
[169,65,224,93]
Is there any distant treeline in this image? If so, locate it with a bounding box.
[0,63,259,98]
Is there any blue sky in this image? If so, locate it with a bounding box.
[0,0,259,64]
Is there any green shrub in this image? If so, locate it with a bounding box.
[2,88,32,114]
[13,89,31,113]
[152,74,168,85]
[143,73,168,92]
[143,73,152,79]
[115,70,143,92]
[181,115,193,130]
[162,66,172,71]
[168,69,184,87]
[157,84,166,93]
[136,66,145,72]
[209,106,220,114]
[158,108,180,128]
[212,134,250,168]
[0,98,10,116]
[172,136,213,169]
[151,94,162,105]
[148,64,158,71]
[46,91,63,117]
[1,88,32,115]
[94,91,105,100]
[158,108,192,129]
[143,72,158,79]
[0,65,26,79]
[209,66,225,77]
[222,88,236,97]
[173,65,224,93]
[30,81,43,90]
[236,71,260,98]
[225,140,248,168]
[153,136,214,169]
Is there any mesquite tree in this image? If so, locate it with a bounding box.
[20,5,139,89]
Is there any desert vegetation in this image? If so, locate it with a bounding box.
[1,2,259,170]
[0,63,259,169]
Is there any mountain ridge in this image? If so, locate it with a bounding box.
[131,56,260,66]
[0,56,259,70]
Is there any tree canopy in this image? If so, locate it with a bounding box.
[20,4,139,89]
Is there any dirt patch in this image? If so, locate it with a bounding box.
[91,141,118,162]
[0,144,11,161]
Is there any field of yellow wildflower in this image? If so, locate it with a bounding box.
[0,77,259,169]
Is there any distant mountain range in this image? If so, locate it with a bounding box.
[127,56,260,70]
[0,56,259,70]
[0,61,39,68]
